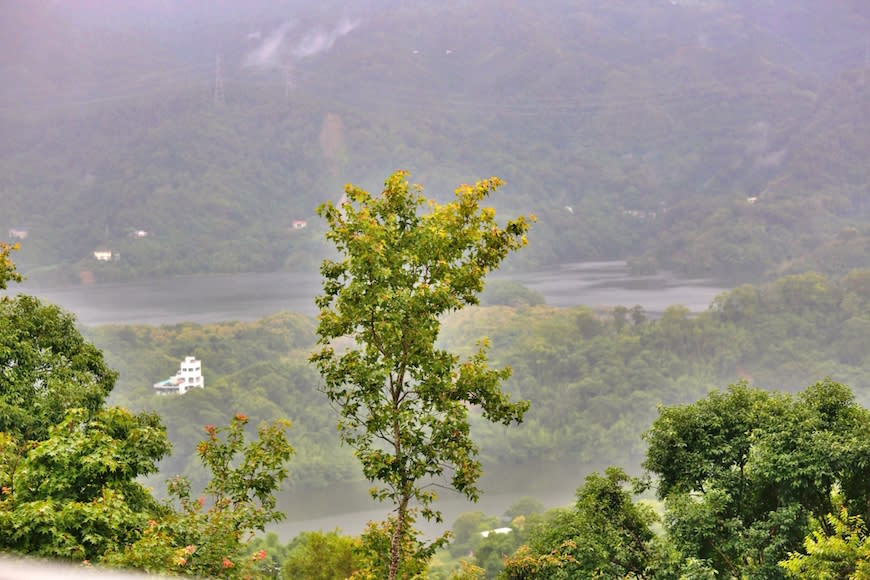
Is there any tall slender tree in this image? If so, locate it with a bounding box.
[311,171,532,579]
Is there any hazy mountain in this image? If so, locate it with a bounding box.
[2,0,868,283]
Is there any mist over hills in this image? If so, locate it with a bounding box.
[2,0,869,284]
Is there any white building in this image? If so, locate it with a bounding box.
[480,527,512,538]
[153,356,204,395]
[94,250,113,261]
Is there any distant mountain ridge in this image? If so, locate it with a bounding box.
[2,0,868,284]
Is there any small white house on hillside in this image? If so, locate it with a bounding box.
[153,356,204,395]
[480,527,512,538]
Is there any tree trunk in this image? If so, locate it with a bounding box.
[389,496,408,580]
[388,377,406,580]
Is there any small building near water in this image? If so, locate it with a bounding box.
[153,356,204,395]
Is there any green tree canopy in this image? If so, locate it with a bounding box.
[0,407,169,561]
[644,380,870,579]
[282,529,360,580]
[0,295,117,441]
[101,414,294,577]
[0,242,22,289]
[780,508,870,579]
[311,171,532,579]
[502,467,665,579]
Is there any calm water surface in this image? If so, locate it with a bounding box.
[8,262,729,326]
[272,462,595,540]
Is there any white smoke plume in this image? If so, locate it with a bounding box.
[291,18,360,59]
[244,21,294,68]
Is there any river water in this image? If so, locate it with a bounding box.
[6,261,729,326]
[272,460,606,541]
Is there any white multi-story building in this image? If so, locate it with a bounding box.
[153,356,204,395]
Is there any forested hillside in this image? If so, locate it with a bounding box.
[93,313,357,491]
[86,268,870,496]
[3,0,870,284]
